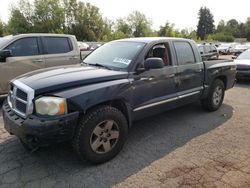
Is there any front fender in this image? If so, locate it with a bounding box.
[51,79,132,113]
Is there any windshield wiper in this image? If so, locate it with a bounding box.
[81,61,89,65]
[89,63,112,70]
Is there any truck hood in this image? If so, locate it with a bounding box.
[16,64,129,94]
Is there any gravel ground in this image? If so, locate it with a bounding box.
[115,82,250,188]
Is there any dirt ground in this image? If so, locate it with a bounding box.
[115,82,250,188]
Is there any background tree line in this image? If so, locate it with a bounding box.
[197,7,250,42]
[0,0,250,42]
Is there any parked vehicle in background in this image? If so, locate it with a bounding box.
[217,43,236,55]
[197,43,219,60]
[79,42,106,58]
[87,42,105,51]
[2,37,236,164]
[214,43,221,48]
[78,41,89,51]
[234,44,250,56]
[234,49,250,80]
[0,34,81,95]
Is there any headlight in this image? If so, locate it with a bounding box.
[35,97,67,116]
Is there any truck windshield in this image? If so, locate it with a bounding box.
[84,41,145,70]
[0,36,13,49]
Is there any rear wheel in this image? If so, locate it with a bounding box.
[73,106,128,164]
[201,79,225,111]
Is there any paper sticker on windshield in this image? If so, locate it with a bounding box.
[113,57,131,65]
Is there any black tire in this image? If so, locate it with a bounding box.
[19,139,39,153]
[201,79,225,111]
[73,105,128,164]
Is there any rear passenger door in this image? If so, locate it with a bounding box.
[173,41,204,102]
[42,36,80,67]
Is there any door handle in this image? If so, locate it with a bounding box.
[148,77,154,81]
[140,77,149,81]
[140,77,154,81]
[69,57,78,60]
[166,74,175,78]
[33,59,44,63]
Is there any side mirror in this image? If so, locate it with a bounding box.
[0,50,12,62]
[144,58,164,70]
[232,56,237,59]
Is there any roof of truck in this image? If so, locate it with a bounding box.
[116,37,193,43]
[12,33,76,37]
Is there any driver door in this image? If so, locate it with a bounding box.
[0,37,45,94]
[131,43,178,120]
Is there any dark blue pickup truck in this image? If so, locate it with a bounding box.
[2,37,236,164]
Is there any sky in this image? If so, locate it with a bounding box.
[0,0,250,30]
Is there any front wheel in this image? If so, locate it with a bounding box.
[201,79,225,111]
[73,106,128,164]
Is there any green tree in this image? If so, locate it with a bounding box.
[189,30,199,41]
[33,0,65,33]
[127,11,153,37]
[19,0,34,24]
[197,7,215,40]
[216,20,226,33]
[0,19,4,36]
[238,23,246,38]
[211,32,234,42]
[102,30,127,41]
[115,18,132,37]
[245,17,250,41]
[226,19,239,37]
[70,2,109,41]
[215,19,246,39]
[7,8,32,34]
[158,22,176,37]
[63,0,78,31]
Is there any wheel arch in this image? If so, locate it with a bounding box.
[83,99,132,128]
[214,75,227,88]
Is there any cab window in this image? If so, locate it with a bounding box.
[43,37,72,54]
[146,43,172,66]
[174,42,195,65]
[5,37,39,57]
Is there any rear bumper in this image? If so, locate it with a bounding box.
[2,101,79,147]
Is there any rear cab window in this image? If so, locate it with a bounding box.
[42,37,73,54]
[173,41,196,65]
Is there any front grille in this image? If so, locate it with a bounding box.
[16,100,27,114]
[8,80,34,118]
[16,89,28,101]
